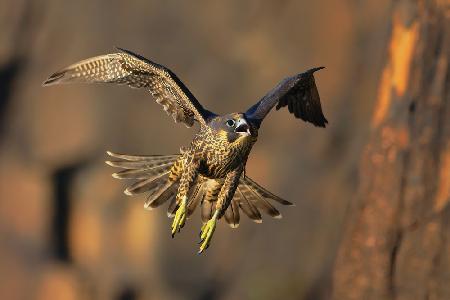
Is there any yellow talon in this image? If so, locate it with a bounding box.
[171,197,187,237]
[198,210,219,254]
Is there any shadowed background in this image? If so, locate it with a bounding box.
[0,0,391,299]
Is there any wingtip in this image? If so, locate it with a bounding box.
[279,199,295,206]
[253,219,263,224]
[124,189,132,196]
[143,203,153,210]
[313,66,325,72]
[114,46,125,53]
[313,117,329,128]
[274,214,283,219]
[305,66,325,76]
[42,70,66,86]
[105,160,114,167]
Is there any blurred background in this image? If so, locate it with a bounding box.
[0,0,392,299]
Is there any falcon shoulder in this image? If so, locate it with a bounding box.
[245,67,327,128]
[43,47,215,127]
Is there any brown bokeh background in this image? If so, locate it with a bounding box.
[0,1,392,299]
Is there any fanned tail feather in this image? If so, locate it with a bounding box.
[105,151,293,229]
[224,199,240,228]
[145,181,178,210]
[187,182,205,217]
[238,183,281,218]
[107,151,180,162]
[167,198,179,217]
[201,180,221,222]
[124,172,170,195]
[241,176,293,206]
[228,176,293,225]
[236,185,262,223]
[111,162,175,179]
[166,181,205,218]
[106,151,181,209]
[201,200,214,223]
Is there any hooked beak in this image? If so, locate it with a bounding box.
[234,118,251,135]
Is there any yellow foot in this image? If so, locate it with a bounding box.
[171,197,187,238]
[198,211,219,254]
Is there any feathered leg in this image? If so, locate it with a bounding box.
[171,153,199,237]
[199,167,242,253]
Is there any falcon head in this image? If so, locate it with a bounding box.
[210,113,255,143]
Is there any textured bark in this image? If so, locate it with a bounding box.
[332,0,450,299]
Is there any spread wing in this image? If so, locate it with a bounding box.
[245,67,327,128]
[43,47,215,127]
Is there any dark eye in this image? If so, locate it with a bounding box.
[226,119,235,127]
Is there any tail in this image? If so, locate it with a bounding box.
[106,151,294,228]
[199,176,294,229]
[234,176,294,224]
[106,151,181,210]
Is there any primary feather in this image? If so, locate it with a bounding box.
[43,48,215,127]
[245,67,327,127]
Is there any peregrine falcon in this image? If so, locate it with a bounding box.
[43,48,327,253]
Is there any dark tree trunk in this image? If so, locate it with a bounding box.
[332,0,449,299]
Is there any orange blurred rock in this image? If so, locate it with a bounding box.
[0,151,51,246]
[122,201,158,267]
[0,247,30,300]
[36,264,83,300]
[69,208,103,267]
[69,164,121,268]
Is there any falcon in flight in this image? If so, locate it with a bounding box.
[43,48,327,253]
